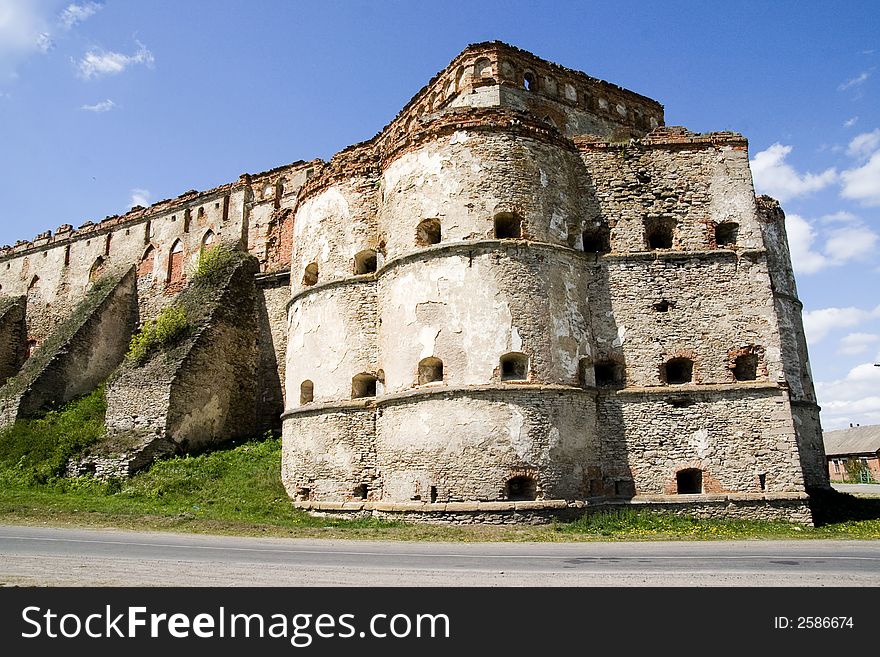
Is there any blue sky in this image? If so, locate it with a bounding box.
[1,0,878,429]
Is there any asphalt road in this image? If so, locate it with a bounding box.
[1,525,878,586]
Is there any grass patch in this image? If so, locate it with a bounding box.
[0,434,878,541]
[0,387,106,484]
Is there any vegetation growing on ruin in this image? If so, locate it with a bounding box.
[0,386,106,484]
[190,245,239,286]
[125,246,248,368]
[126,305,189,365]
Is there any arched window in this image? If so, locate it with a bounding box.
[523,71,536,91]
[138,246,155,278]
[733,353,758,381]
[582,224,611,253]
[89,256,106,282]
[644,217,675,250]
[506,475,537,501]
[168,239,185,285]
[474,57,492,80]
[353,249,377,275]
[418,357,443,385]
[676,469,703,494]
[27,275,39,291]
[416,218,441,246]
[664,357,694,385]
[300,380,314,404]
[715,222,738,248]
[500,352,528,381]
[302,262,318,287]
[351,373,377,399]
[494,212,522,239]
[201,230,216,250]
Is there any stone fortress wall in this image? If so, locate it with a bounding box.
[280,42,827,522]
[0,42,828,522]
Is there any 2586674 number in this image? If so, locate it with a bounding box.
[797,617,853,629]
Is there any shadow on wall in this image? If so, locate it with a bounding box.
[581,165,635,500]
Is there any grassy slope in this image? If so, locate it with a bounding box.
[0,391,878,541]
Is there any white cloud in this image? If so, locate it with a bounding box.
[0,0,55,77]
[841,151,880,206]
[60,2,102,30]
[803,306,880,344]
[847,128,880,159]
[843,116,859,128]
[786,212,879,274]
[80,98,114,112]
[76,41,154,80]
[785,213,829,274]
[0,1,102,79]
[816,362,880,430]
[838,333,879,356]
[130,188,150,208]
[824,223,879,262]
[750,143,837,202]
[838,71,871,91]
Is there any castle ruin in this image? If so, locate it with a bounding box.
[0,43,828,523]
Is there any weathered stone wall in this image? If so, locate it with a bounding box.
[376,388,599,502]
[301,495,814,526]
[597,387,806,495]
[378,245,594,391]
[0,267,137,427]
[286,280,378,405]
[88,253,259,475]
[282,44,826,521]
[255,274,291,434]
[0,296,26,384]
[281,404,377,501]
[589,253,784,387]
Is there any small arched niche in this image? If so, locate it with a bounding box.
[302,262,318,287]
[594,360,624,387]
[505,475,537,501]
[644,217,675,250]
[418,357,443,385]
[353,249,377,275]
[663,357,693,385]
[494,212,523,239]
[715,222,739,248]
[582,223,611,253]
[732,353,759,381]
[351,373,377,399]
[300,380,314,405]
[676,468,703,494]
[415,218,441,246]
[500,352,528,381]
